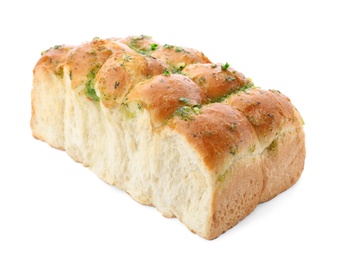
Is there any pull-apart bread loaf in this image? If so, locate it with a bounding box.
[31,35,305,239]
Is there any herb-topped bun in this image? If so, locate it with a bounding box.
[31,35,305,239]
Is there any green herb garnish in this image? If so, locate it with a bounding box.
[151,43,158,50]
[163,44,174,49]
[84,69,101,102]
[128,35,153,55]
[221,62,230,71]
[225,76,236,82]
[163,69,171,76]
[170,62,186,74]
[175,104,201,121]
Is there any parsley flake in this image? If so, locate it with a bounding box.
[221,62,230,71]
[163,69,171,76]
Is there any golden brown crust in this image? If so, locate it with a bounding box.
[96,51,168,108]
[34,45,73,76]
[128,74,204,126]
[65,38,132,89]
[182,63,251,100]
[224,88,297,148]
[171,103,259,172]
[151,44,211,72]
[118,35,159,54]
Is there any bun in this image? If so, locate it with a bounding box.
[31,35,305,239]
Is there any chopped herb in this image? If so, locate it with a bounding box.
[137,50,149,55]
[88,49,97,55]
[114,81,120,89]
[88,70,95,78]
[199,76,206,84]
[163,69,171,76]
[192,105,201,114]
[151,43,158,50]
[175,46,182,52]
[225,76,236,82]
[127,35,153,55]
[41,45,63,55]
[137,103,142,110]
[217,174,225,182]
[221,62,230,71]
[170,62,186,74]
[85,80,100,102]
[92,36,100,41]
[211,63,217,68]
[175,104,201,121]
[269,89,281,94]
[123,53,132,61]
[163,44,174,49]
[175,106,192,120]
[179,97,190,104]
[229,146,237,155]
[84,69,101,102]
[267,139,278,152]
[55,67,64,77]
[69,70,73,80]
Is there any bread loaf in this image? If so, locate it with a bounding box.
[30,35,305,239]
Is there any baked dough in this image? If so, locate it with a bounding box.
[31,35,305,239]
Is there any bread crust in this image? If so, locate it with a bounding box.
[31,36,305,239]
[183,63,250,100]
[172,103,259,172]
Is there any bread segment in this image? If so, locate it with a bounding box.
[31,36,305,239]
[31,45,73,149]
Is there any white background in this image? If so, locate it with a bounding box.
[1,0,336,259]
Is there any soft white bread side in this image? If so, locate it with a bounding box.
[31,36,305,240]
[31,45,73,149]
